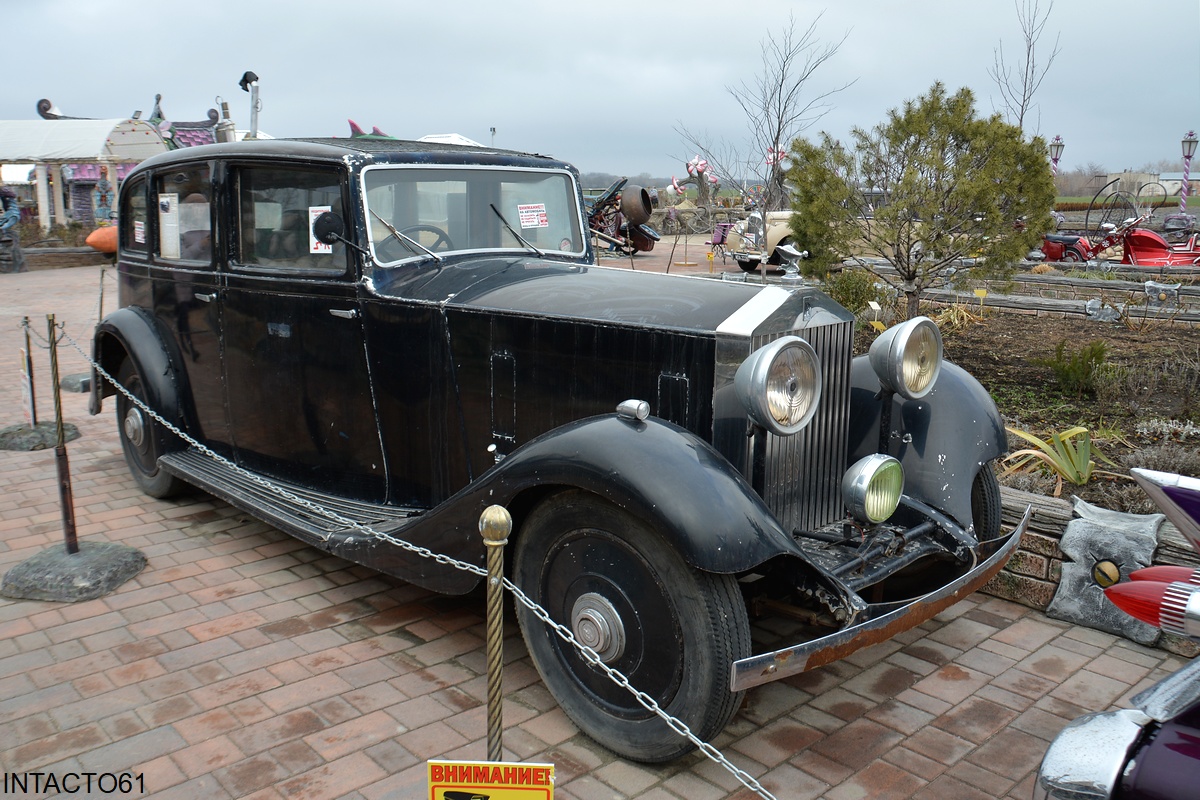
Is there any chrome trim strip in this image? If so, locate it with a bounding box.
[715,286,792,337]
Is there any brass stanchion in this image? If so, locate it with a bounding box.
[479,505,512,762]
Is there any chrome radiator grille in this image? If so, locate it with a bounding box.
[754,318,854,533]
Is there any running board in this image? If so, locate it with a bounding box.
[158,449,419,547]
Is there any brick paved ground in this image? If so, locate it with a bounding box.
[0,261,1187,799]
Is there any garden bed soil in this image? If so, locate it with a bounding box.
[927,312,1200,510]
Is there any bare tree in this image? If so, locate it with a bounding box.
[989,0,1061,132]
[676,14,852,211]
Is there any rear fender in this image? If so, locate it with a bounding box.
[847,357,1005,529]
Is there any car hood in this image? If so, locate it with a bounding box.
[369,256,767,335]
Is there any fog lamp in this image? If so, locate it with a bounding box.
[868,316,943,399]
[843,453,904,524]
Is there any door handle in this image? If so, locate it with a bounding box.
[194,292,216,303]
[329,308,359,319]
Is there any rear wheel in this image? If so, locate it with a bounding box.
[116,360,183,498]
[513,491,750,762]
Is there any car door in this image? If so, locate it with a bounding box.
[220,162,386,502]
[143,165,230,452]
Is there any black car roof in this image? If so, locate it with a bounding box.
[128,137,573,175]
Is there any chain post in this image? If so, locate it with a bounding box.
[57,325,776,799]
[47,314,79,555]
[479,504,512,763]
[23,316,37,426]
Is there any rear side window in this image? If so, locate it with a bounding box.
[234,165,345,274]
[156,167,212,263]
[119,175,149,256]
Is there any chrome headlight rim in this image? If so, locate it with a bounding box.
[734,336,822,436]
[843,453,904,524]
[868,315,943,400]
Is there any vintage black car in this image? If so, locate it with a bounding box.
[91,138,1029,763]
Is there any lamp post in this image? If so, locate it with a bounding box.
[1182,131,1197,213]
[1049,135,1064,176]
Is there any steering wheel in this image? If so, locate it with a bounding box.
[400,224,455,252]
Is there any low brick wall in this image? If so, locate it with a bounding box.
[985,486,1200,655]
[24,247,111,270]
[983,488,1073,608]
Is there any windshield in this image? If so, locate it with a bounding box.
[362,165,585,264]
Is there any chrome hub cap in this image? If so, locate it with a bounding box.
[571,592,626,663]
[123,407,146,449]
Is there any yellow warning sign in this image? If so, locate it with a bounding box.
[428,760,554,800]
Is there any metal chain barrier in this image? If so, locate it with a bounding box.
[54,322,778,800]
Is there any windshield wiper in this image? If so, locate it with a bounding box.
[489,204,544,257]
[370,210,443,264]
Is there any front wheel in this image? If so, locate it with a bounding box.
[972,462,1002,542]
[513,492,750,762]
[115,360,184,498]
[768,236,794,266]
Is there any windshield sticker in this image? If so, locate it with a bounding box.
[134,220,145,244]
[158,193,180,259]
[309,206,332,254]
[517,203,549,229]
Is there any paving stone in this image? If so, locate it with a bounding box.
[0,265,1192,798]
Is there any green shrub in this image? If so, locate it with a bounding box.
[1037,339,1107,397]
[1002,425,1122,495]
[823,268,887,315]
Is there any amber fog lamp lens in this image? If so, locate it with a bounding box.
[1092,560,1121,588]
[868,316,943,400]
[734,336,822,436]
[842,454,904,524]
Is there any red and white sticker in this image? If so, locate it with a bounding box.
[517,203,549,229]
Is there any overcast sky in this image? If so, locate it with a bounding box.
[4,0,1198,182]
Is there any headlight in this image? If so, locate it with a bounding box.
[843,454,904,523]
[734,336,821,435]
[868,316,942,399]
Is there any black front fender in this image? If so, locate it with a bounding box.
[370,414,804,592]
[90,306,184,428]
[847,357,1006,528]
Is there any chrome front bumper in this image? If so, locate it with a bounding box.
[730,505,1031,692]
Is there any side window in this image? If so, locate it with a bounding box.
[155,167,212,263]
[119,175,149,256]
[234,165,345,274]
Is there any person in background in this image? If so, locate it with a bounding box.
[0,184,25,273]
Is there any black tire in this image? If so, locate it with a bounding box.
[971,462,1002,542]
[768,236,793,266]
[115,360,184,498]
[1061,250,1082,263]
[513,491,750,762]
[736,257,762,274]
